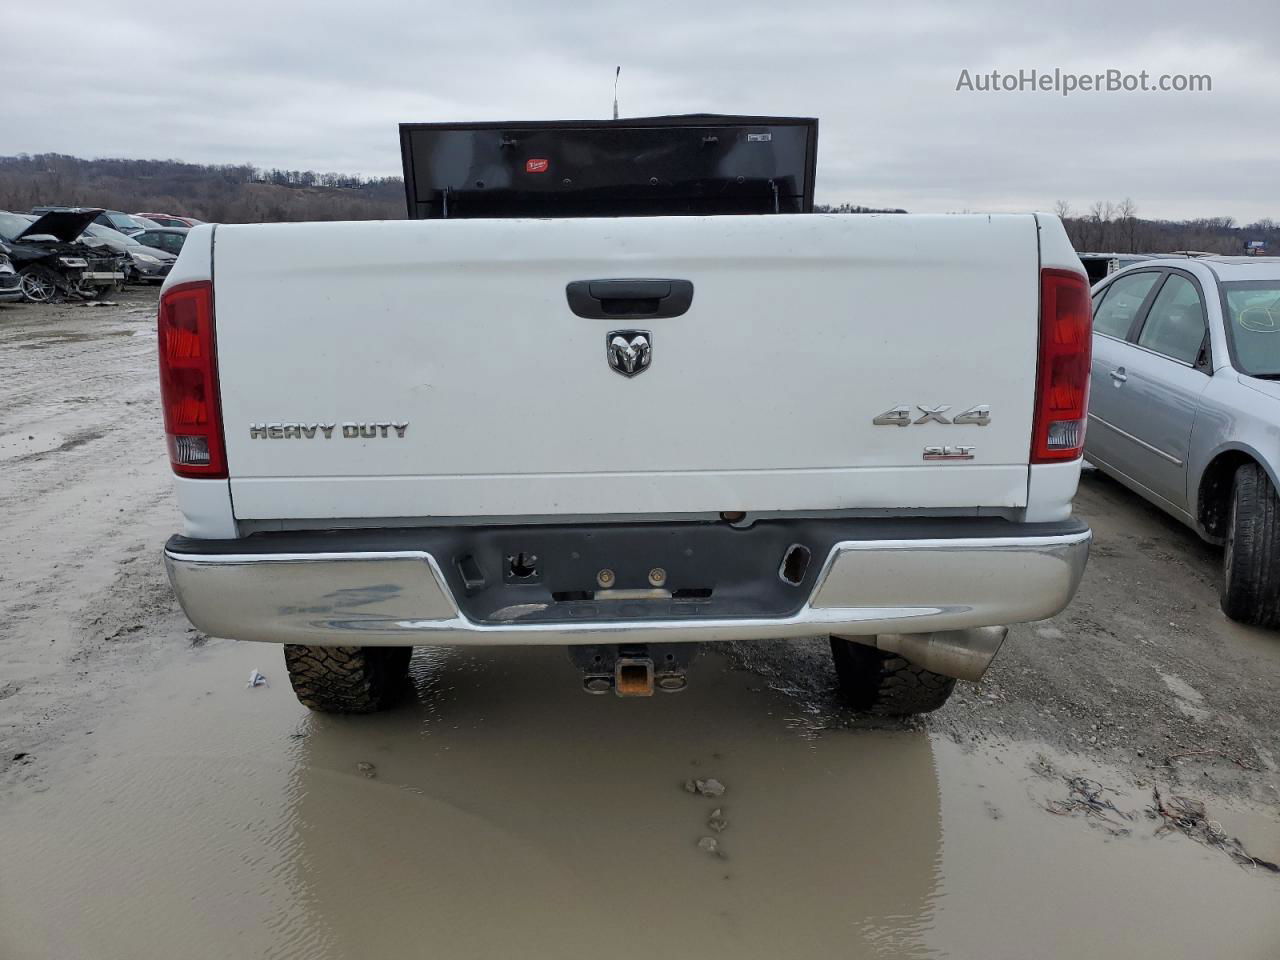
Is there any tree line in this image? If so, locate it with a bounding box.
[815,203,908,214]
[0,154,404,223]
[1054,199,1276,256]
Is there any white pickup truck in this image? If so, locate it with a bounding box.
[160,117,1092,716]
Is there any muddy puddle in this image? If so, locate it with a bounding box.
[0,427,105,462]
[3,642,1275,960]
[7,329,140,350]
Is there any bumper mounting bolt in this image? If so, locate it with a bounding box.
[648,567,667,587]
[597,568,615,588]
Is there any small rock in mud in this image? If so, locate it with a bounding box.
[707,808,728,833]
[356,762,377,779]
[685,777,725,798]
[697,836,723,858]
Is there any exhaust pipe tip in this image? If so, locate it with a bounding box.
[872,626,1009,683]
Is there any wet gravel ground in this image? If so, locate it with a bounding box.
[1,290,1277,959]
[727,466,1280,809]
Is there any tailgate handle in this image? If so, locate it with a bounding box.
[566,279,694,319]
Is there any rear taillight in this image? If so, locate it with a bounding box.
[1032,268,1092,463]
[158,280,225,477]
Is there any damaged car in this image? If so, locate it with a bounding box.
[2,209,130,301]
[0,209,127,302]
[79,223,176,283]
[9,210,130,299]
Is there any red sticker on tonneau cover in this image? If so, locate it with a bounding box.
[525,158,549,174]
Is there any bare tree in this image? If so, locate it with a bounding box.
[1116,198,1138,253]
[1084,201,1109,250]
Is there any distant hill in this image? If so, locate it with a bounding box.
[0,154,405,223]
[1,154,912,223]
[2,156,1274,257]
[822,199,1278,256]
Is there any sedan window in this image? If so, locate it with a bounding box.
[85,224,139,246]
[0,211,30,242]
[138,231,181,252]
[1137,274,1206,364]
[106,213,143,232]
[1222,281,1280,377]
[1093,271,1161,338]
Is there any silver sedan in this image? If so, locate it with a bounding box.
[1086,256,1280,628]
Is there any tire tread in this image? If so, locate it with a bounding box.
[829,638,956,716]
[1221,463,1280,628]
[282,645,412,714]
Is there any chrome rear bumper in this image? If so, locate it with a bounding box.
[164,524,1090,648]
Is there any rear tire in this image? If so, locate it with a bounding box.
[283,645,412,714]
[829,637,956,716]
[1220,463,1280,628]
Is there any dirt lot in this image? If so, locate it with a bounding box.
[1,290,1277,959]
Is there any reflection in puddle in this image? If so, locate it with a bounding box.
[1,641,1276,960]
[275,646,942,959]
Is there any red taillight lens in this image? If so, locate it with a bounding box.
[1032,268,1092,463]
[158,280,225,477]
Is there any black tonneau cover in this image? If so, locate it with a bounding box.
[399,115,818,219]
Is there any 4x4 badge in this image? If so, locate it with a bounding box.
[607,330,652,377]
[872,404,991,426]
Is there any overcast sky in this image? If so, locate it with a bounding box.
[4,0,1277,222]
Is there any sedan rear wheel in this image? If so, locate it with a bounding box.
[1220,463,1280,628]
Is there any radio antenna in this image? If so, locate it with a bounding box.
[612,66,621,120]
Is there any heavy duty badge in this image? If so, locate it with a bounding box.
[248,422,409,439]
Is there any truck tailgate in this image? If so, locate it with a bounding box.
[212,214,1040,520]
